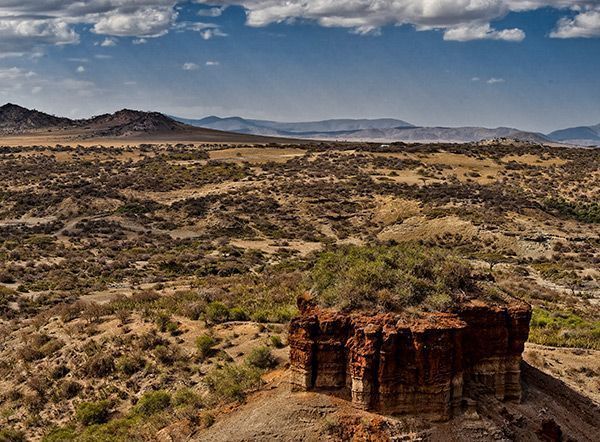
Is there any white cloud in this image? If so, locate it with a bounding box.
[99,37,117,47]
[92,6,178,38]
[206,60,220,66]
[176,21,228,39]
[550,7,600,38]
[182,62,200,70]
[197,6,227,17]
[76,65,86,73]
[487,77,506,84]
[443,23,525,42]
[0,1,178,55]
[0,67,36,81]
[0,0,597,56]
[133,38,148,45]
[198,0,600,41]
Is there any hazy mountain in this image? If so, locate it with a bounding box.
[174,116,414,136]
[175,114,552,144]
[547,124,600,146]
[327,126,552,144]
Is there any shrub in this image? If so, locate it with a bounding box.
[205,364,263,403]
[134,390,171,416]
[153,344,181,364]
[56,380,82,400]
[83,353,115,377]
[310,244,474,312]
[76,400,111,426]
[172,388,203,408]
[205,301,229,324]
[270,335,284,349]
[116,354,146,375]
[0,428,25,442]
[229,307,248,321]
[195,334,216,360]
[246,346,276,369]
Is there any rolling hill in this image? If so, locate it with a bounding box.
[547,124,600,146]
[175,114,552,144]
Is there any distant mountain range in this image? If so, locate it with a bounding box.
[174,116,414,137]
[1,103,597,146]
[174,115,598,146]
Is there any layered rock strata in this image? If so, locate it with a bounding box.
[289,297,531,420]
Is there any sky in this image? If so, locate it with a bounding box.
[0,1,599,133]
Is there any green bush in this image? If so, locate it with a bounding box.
[195,334,216,360]
[134,390,171,416]
[0,428,26,442]
[205,301,230,324]
[529,308,600,350]
[172,388,203,408]
[229,307,248,321]
[270,335,284,349]
[42,427,77,442]
[76,400,111,426]
[116,354,146,375]
[205,364,263,403]
[245,346,276,369]
[310,244,474,312]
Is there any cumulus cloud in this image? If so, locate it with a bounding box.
[76,66,86,73]
[443,23,525,42]
[99,37,118,47]
[550,7,600,38]
[0,0,598,56]
[198,0,600,41]
[206,60,220,66]
[0,0,178,55]
[182,62,200,70]
[487,77,506,84]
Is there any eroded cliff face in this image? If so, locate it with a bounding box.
[289,296,531,421]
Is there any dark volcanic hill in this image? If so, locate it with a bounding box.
[81,109,190,137]
[0,104,291,143]
[0,103,72,134]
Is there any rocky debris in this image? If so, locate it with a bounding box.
[289,296,531,421]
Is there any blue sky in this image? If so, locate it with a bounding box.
[0,1,599,132]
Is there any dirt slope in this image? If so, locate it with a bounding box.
[196,364,600,442]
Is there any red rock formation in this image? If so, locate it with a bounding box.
[289,296,531,421]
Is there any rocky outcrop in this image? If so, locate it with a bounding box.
[289,296,531,421]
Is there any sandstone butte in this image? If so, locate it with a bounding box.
[289,294,532,421]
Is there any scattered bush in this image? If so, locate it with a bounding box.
[246,346,276,369]
[195,334,216,360]
[116,354,146,375]
[134,390,171,416]
[76,400,111,426]
[205,364,263,404]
